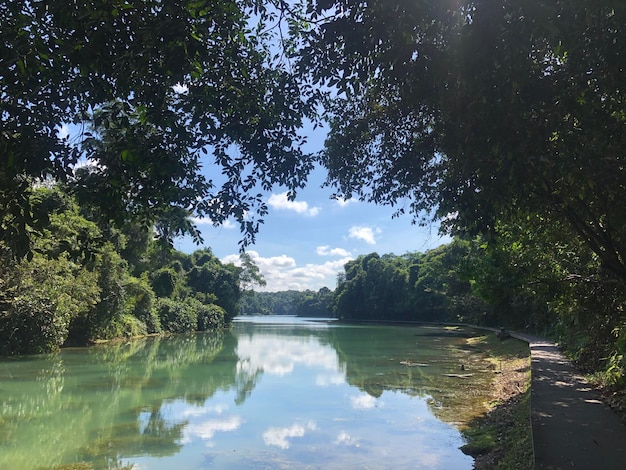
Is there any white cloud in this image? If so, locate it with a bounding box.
[267,192,320,216]
[172,83,189,94]
[335,431,360,447]
[184,415,242,442]
[190,217,213,226]
[350,393,378,409]
[348,226,381,245]
[221,250,352,291]
[335,196,356,207]
[315,373,345,387]
[316,245,351,257]
[236,335,338,377]
[263,421,317,449]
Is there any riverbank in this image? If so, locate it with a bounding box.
[461,330,626,469]
[460,332,533,469]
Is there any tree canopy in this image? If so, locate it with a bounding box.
[298,0,626,281]
[1,0,317,258]
[6,1,623,280]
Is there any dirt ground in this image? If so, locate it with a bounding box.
[471,351,532,469]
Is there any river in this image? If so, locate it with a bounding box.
[0,316,497,469]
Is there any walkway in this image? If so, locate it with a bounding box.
[512,333,626,469]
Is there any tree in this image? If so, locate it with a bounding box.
[238,252,267,292]
[185,249,241,321]
[298,0,626,282]
[1,0,318,258]
[333,253,413,320]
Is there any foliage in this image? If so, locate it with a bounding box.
[295,287,334,317]
[184,250,241,321]
[0,184,242,355]
[331,241,487,323]
[192,301,226,332]
[0,253,99,355]
[150,268,179,298]
[299,0,626,282]
[1,0,319,259]
[124,276,161,334]
[0,187,103,354]
[333,253,410,320]
[238,252,267,292]
[155,298,198,334]
[239,289,333,317]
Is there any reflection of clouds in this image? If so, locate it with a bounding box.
[184,416,242,442]
[236,335,339,377]
[315,373,345,387]
[182,404,227,418]
[263,421,317,449]
[335,431,360,447]
[350,394,378,409]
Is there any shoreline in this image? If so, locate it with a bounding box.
[460,332,533,469]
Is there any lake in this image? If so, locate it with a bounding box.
[0,316,497,469]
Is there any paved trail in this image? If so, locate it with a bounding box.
[512,333,626,470]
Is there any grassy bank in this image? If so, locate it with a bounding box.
[460,332,533,469]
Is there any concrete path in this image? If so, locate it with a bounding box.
[512,333,626,469]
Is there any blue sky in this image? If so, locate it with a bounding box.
[60,118,450,293]
[175,125,450,292]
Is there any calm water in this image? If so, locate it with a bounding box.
[0,317,496,469]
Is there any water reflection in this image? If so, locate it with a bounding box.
[0,318,486,469]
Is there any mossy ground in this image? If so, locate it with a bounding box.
[460,332,533,469]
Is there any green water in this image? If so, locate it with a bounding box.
[0,317,496,469]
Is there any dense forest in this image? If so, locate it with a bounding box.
[1,0,625,391]
[0,183,262,355]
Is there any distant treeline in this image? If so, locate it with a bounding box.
[240,288,334,317]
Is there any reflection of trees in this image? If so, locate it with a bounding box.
[0,331,240,469]
[78,407,186,467]
[0,322,499,467]
[329,325,497,426]
[234,368,263,406]
[329,325,429,398]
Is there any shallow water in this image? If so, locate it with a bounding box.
[0,317,495,469]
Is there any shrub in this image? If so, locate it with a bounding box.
[0,254,99,355]
[155,298,197,333]
[124,276,161,333]
[194,301,226,331]
[110,313,148,338]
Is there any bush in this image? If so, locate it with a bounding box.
[110,313,148,338]
[1,296,67,355]
[155,298,197,333]
[194,302,226,331]
[124,277,161,333]
[67,243,127,343]
[0,254,99,355]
